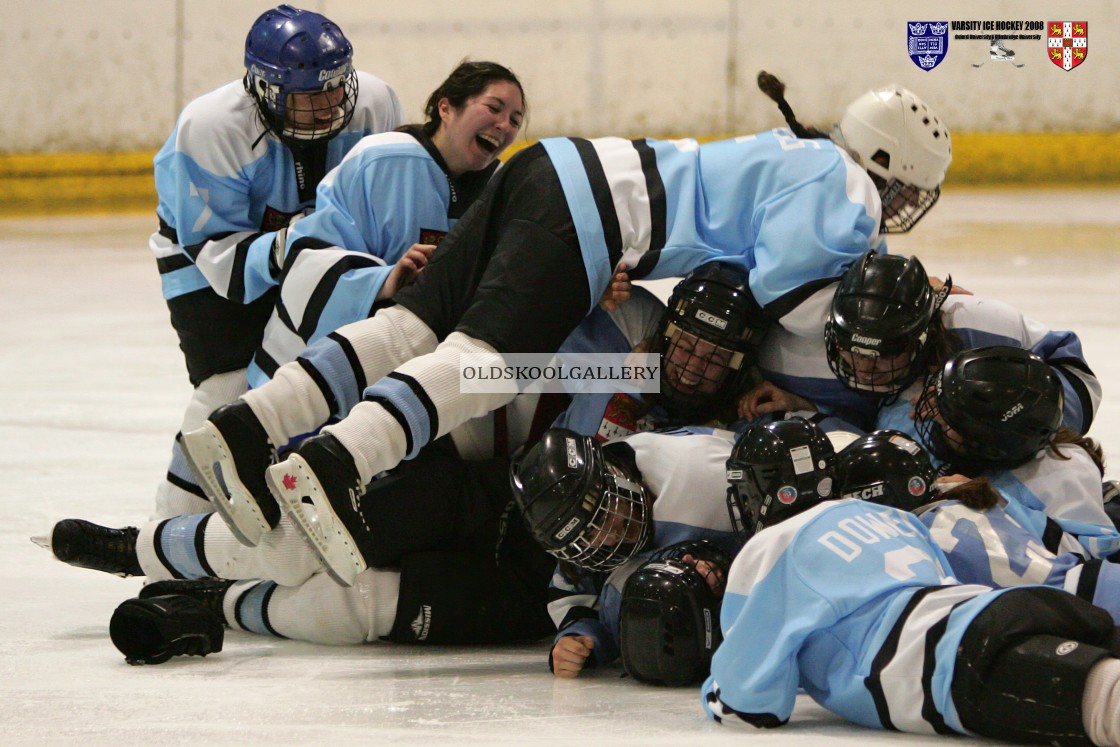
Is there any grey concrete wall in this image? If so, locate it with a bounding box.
[2,0,1116,152]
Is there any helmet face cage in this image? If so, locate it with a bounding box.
[914,348,1064,471]
[244,5,358,146]
[552,461,651,572]
[835,430,938,512]
[656,263,768,422]
[877,179,940,234]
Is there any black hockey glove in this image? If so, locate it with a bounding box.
[109,594,224,665]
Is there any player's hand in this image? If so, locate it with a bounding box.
[376,243,436,301]
[552,635,594,678]
[599,268,631,311]
[737,381,815,421]
[929,275,971,296]
[681,553,726,596]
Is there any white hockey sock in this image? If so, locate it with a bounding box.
[202,513,323,587]
[243,305,437,448]
[1083,658,1120,746]
[262,567,400,644]
[326,332,514,483]
[181,369,249,432]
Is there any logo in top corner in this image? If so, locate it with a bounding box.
[1048,22,1088,71]
[907,21,949,71]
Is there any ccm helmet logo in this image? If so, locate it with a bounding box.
[565,437,579,468]
[695,310,728,330]
[1001,403,1024,421]
[554,516,581,540]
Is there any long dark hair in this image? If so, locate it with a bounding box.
[756,70,830,140]
[421,60,526,136]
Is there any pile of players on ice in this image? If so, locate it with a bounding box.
[37,5,1120,745]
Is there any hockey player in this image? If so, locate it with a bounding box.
[511,427,741,682]
[240,60,526,387]
[835,429,1120,624]
[904,346,1119,559]
[742,248,1100,433]
[149,5,402,519]
[178,76,953,560]
[705,418,1120,747]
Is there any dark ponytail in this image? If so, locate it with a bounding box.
[757,71,830,140]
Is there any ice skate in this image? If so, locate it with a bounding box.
[181,401,278,547]
[990,39,1016,61]
[265,432,370,587]
[33,519,143,577]
[140,578,233,624]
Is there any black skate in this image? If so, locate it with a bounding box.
[181,401,278,547]
[266,432,370,587]
[140,578,234,625]
[33,519,143,577]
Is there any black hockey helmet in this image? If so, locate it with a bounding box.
[825,251,950,398]
[654,262,770,423]
[619,540,731,687]
[835,429,938,512]
[725,417,836,539]
[915,346,1063,472]
[511,428,651,572]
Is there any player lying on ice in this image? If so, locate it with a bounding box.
[705,417,1120,746]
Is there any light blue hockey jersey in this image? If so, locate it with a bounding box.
[149,75,403,304]
[539,130,883,325]
[919,497,1120,623]
[246,129,486,386]
[547,428,741,667]
[703,499,1015,734]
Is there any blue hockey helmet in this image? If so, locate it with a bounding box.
[244,5,358,145]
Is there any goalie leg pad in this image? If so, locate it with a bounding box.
[109,594,224,665]
[953,587,1117,746]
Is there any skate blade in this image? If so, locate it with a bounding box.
[181,424,269,547]
[30,533,51,551]
[266,457,367,587]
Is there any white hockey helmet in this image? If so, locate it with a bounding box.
[834,86,951,232]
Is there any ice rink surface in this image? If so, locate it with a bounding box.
[2,188,1118,745]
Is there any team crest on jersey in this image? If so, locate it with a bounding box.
[776,486,798,505]
[596,393,657,442]
[908,477,927,496]
[419,228,448,246]
[1048,22,1088,71]
[260,206,302,232]
[907,21,949,71]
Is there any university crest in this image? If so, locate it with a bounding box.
[907,21,949,71]
[1048,22,1088,70]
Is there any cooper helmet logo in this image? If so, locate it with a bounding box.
[851,334,882,347]
[695,309,728,330]
[318,63,352,82]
